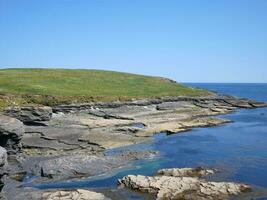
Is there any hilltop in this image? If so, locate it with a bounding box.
[0,68,210,108]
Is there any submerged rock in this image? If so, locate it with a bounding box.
[0,115,24,154]
[4,105,52,124]
[118,167,251,200]
[157,167,216,177]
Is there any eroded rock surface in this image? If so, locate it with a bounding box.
[20,95,267,156]
[0,147,7,168]
[0,147,7,192]
[4,106,52,124]
[118,167,251,200]
[30,151,158,180]
[0,146,8,199]
[41,189,111,200]
[0,96,265,199]
[1,183,111,200]
[0,115,24,154]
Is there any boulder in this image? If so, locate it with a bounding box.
[0,147,7,194]
[0,147,7,168]
[4,106,52,124]
[118,167,251,200]
[0,115,24,154]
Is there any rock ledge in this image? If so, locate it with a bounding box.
[118,167,251,200]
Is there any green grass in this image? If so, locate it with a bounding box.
[0,68,210,108]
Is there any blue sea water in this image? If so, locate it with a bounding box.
[187,83,267,102]
[27,83,267,199]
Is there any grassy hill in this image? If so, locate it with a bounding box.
[0,68,210,108]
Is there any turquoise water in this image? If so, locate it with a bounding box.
[27,84,267,198]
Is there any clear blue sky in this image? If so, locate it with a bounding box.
[0,0,266,83]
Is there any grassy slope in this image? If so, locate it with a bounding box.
[0,68,210,108]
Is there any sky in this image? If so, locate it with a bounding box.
[0,0,267,83]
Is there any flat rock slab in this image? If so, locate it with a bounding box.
[2,185,111,200]
[42,189,111,200]
[21,97,240,156]
[29,150,158,180]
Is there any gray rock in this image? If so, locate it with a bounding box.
[0,115,24,154]
[118,167,251,200]
[156,101,193,110]
[0,146,8,185]
[1,175,111,200]
[4,106,52,124]
[0,147,7,196]
[33,155,124,180]
[0,147,7,169]
[41,189,111,200]
[114,150,158,161]
[30,151,157,180]
[52,96,267,113]
[21,95,267,157]
[88,109,134,120]
[157,167,216,177]
[0,177,37,199]
[2,186,111,200]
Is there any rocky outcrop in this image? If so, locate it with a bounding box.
[1,183,111,200]
[0,147,7,168]
[20,95,267,156]
[4,106,52,124]
[0,147,7,193]
[0,115,24,154]
[32,155,126,180]
[52,95,267,113]
[41,189,111,200]
[157,167,216,177]
[30,151,157,180]
[118,167,251,200]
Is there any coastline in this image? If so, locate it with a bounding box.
[0,94,267,199]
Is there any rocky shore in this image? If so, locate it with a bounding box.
[0,95,266,199]
[118,167,251,200]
